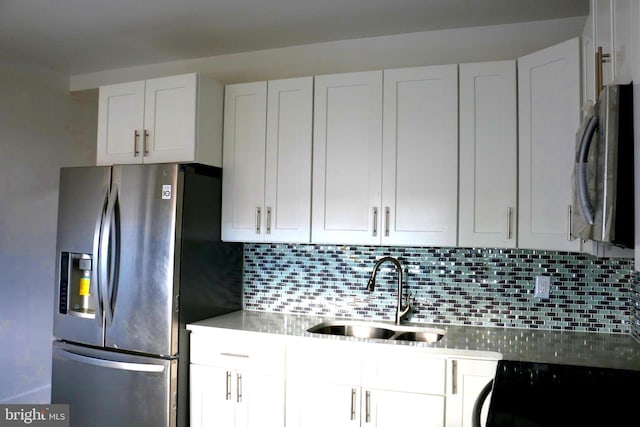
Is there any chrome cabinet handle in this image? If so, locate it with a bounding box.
[143,129,150,156]
[365,390,371,423]
[595,46,611,97]
[133,130,140,156]
[350,388,356,420]
[506,207,512,240]
[372,207,378,237]
[451,360,458,394]
[256,207,261,234]
[384,207,390,237]
[236,373,242,403]
[225,371,231,401]
[266,207,272,235]
[567,205,572,241]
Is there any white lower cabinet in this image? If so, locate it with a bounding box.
[189,330,285,427]
[190,329,499,427]
[285,339,490,427]
[190,365,284,427]
[445,358,498,427]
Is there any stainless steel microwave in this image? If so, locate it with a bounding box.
[572,83,634,249]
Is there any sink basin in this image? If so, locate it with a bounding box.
[307,320,446,343]
[307,321,395,339]
[392,330,445,343]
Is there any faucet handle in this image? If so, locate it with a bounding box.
[399,292,413,321]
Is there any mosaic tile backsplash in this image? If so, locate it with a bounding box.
[632,270,640,341]
[244,244,637,334]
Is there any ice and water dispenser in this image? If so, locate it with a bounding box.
[59,252,96,318]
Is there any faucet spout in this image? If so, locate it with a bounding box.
[365,256,412,324]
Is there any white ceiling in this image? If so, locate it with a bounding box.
[0,0,589,76]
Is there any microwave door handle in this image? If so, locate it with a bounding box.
[576,115,599,225]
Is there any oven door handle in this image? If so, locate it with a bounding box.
[472,379,494,427]
[575,115,599,225]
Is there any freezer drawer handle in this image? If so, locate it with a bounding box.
[55,348,165,373]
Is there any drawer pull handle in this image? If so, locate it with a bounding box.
[220,352,249,359]
[237,373,242,403]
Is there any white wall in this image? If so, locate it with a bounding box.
[0,57,96,403]
[70,16,586,90]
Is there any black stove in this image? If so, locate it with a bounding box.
[484,360,640,427]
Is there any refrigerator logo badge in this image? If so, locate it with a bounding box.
[162,185,172,200]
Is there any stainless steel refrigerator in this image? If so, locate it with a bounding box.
[51,163,243,427]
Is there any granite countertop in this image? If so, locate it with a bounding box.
[187,310,640,371]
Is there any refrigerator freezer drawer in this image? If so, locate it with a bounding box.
[52,341,177,427]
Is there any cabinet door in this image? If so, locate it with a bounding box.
[190,364,236,427]
[96,80,145,165]
[593,0,633,86]
[517,38,581,251]
[143,73,198,164]
[264,77,313,243]
[237,372,285,427]
[369,389,445,427]
[312,71,383,245]
[459,61,517,248]
[222,82,268,242]
[381,65,458,246]
[612,0,633,84]
[582,9,597,104]
[445,359,498,427]
[286,381,360,427]
[594,0,614,85]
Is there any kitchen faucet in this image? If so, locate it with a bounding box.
[366,256,412,325]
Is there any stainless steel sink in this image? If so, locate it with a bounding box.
[391,330,445,343]
[308,321,395,339]
[307,320,446,343]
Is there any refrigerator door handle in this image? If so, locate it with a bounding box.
[54,348,165,373]
[100,186,118,325]
[92,189,109,324]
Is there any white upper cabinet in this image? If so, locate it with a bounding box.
[382,65,458,246]
[222,77,313,243]
[312,71,383,245]
[584,0,634,106]
[459,61,517,248]
[312,67,458,246]
[97,73,223,166]
[591,0,634,87]
[517,38,582,252]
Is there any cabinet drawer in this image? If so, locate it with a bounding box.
[287,338,362,385]
[190,330,285,375]
[362,348,446,395]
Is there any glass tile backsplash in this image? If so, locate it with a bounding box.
[632,270,640,341]
[244,244,637,334]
